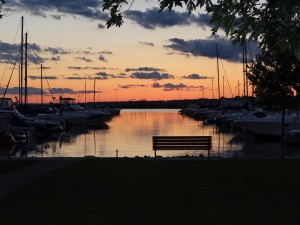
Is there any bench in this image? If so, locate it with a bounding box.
[152,136,212,160]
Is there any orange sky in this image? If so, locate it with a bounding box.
[0,1,254,103]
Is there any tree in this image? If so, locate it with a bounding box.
[0,0,5,19]
[247,50,300,158]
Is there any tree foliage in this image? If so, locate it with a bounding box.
[0,0,5,19]
[248,50,300,108]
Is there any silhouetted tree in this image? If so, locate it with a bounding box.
[0,0,5,19]
[248,50,300,158]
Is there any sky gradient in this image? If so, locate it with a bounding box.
[0,0,258,103]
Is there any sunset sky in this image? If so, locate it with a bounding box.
[0,0,258,103]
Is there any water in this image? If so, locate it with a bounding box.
[2,109,300,159]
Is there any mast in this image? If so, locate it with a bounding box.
[216,44,220,100]
[94,77,96,105]
[244,42,248,97]
[243,42,248,97]
[20,16,24,104]
[24,32,28,105]
[85,80,87,104]
[41,64,43,105]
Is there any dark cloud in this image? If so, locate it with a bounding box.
[125,8,212,30]
[82,66,106,70]
[7,0,108,21]
[164,37,259,63]
[68,66,81,70]
[0,41,43,64]
[75,56,93,62]
[119,84,146,89]
[64,76,86,80]
[50,87,75,94]
[6,2,212,30]
[151,82,187,91]
[164,83,187,90]
[99,51,112,55]
[28,43,43,52]
[93,72,127,79]
[0,86,50,95]
[98,23,105,29]
[51,56,61,61]
[51,14,61,20]
[111,73,128,79]
[0,41,19,63]
[130,71,174,80]
[182,74,209,79]
[28,75,58,80]
[27,54,45,64]
[152,82,161,88]
[95,72,110,79]
[44,47,70,55]
[139,41,154,47]
[99,55,107,62]
[125,67,164,72]
[126,8,194,29]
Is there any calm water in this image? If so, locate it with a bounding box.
[3,109,300,159]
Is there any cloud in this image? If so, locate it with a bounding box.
[99,55,107,62]
[98,23,105,29]
[130,71,174,80]
[50,87,75,94]
[152,82,161,88]
[139,41,154,47]
[99,51,112,55]
[6,2,212,30]
[0,41,19,63]
[51,14,61,20]
[182,74,209,79]
[51,56,61,61]
[164,83,187,90]
[151,82,187,90]
[0,86,51,95]
[7,0,108,21]
[28,75,58,80]
[125,8,211,30]
[27,54,45,64]
[119,84,146,89]
[95,72,110,79]
[125,67,164,72]
[68,66,82,70]
[75,56,93,62]
[63,73,96,80]
[164,37,259,62]
[0,41,44,64]
[44,47,71,55]
[82,66,107,70]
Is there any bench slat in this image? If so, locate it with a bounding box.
[152,136,212,159]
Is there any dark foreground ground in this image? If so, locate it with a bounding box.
[0,158,299,225]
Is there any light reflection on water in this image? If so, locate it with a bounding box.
[4,109,300,159]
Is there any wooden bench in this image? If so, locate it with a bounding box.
[152,136,212,160]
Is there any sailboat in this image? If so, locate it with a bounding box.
[0,17,65,132]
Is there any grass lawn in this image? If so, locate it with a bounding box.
[0,158,299,225]
[0,159,37,175]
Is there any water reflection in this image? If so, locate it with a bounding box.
[3,109,300,159]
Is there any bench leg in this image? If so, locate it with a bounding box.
[208,150,210,161]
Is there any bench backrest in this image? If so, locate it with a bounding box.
[153,136,212,151]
